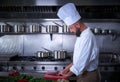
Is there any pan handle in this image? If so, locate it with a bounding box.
[41,47,52,52]
[39,24,46,28]
[4,22,13,28]
[52,21,63,27]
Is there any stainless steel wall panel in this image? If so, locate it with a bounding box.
[23,34,51,56]
[62,35,76,52]
[0,21,120,56]
[23,34,64,56]
[0,35,23,55]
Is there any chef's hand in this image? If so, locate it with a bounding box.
[58,68,69,76]
[58,70,73,77]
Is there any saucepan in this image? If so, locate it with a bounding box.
[41,47,67,60]
[52,50,67,60]
[28,24,41,33]
[62,25,70,33]
[46,25,58,33]
[0,25,12,33]
[94,28,102,34]
[36,51,50,58]
[14,24,26,33]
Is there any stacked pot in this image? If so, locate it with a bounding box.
[0,25,13,33]
[52,50,67,60]
[46,25,58,33]
[27,24,41,33]
[36,51,50,58]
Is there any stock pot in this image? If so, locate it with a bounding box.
[0,25,11,33]
[14,25,26,33]
[28,24,41,33]
[101,29,109,34]
[46,25,58,33]
[41,47,67,60]
[36,51,50,58]
[52,50,67,60]
[94,28,102,34]
[62,25,70,33]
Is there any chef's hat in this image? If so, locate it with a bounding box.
[57,3,81,26]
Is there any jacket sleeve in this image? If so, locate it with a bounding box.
[70,37,94,76]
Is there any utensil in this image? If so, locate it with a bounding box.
[52,21,63,27]
[36,51,50,58]
[62,25,70,33]
[14,24,26,33]
[94,28,102,34]
[41,47,52,52]
[0,54,17,61]
[46,25,58,33]
[28,24,41,33]
[101,29,108,34]
[52,50,67,60]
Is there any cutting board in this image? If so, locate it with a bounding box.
[44,72,68,81]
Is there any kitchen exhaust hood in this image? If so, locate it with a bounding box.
[0,0,120,19]
[0,0,120,6]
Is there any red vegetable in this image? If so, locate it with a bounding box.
[8,70,20,76]
[17,78,28,82]
[44,72,68,80]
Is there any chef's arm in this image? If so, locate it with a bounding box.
[65,62,74,76]
[70,38,94,76]
[65,62,73,70]
[59,62,73,75]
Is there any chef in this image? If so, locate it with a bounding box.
[57,3,100,82]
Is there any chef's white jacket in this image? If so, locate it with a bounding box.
[70,27,99,76]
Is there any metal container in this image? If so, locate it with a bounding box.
[62,25,70,33]
[14,25,26,33]
[90,29,94,33]
[60,50,67,59]
[0,25,2,33]
[0,25,10,33]
[94,28,102,34]
[28,24,41,33]
[52,50,67,60]
[101,29,108,34]
[36,51,50,58]
[46,25,58,33]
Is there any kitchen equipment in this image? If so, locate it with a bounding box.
[0,25,4,33]
[52,50,67,60]
[36,51,50,58]
[62,25,70,33]
[41,47,53,52]
[108,29,113,34]
[46,25,58,40]
[28,24,41,33]
[44,72,68,80]
[52,21,63,27]
[94,28,102,34]
[1,56,71,78]
[101,29,108,34]
[0,25,10,33]
[4,22,14,32]
[90,29,94,33]
[99,52,119,63]
[14,24,26,33]
[0,54,17,61]
[41,47,68,60]
[46,25,58,33]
